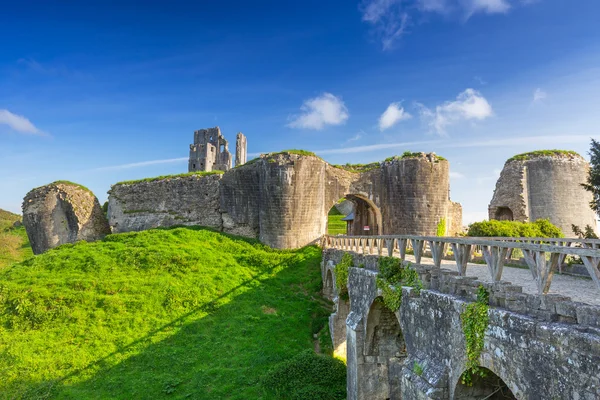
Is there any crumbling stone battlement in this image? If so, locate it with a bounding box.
[188,127,247,172]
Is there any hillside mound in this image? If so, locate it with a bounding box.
[0,208,32,269]
[0,227,344,399]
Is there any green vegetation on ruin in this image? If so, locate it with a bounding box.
[115,170,224,185]
[467,219,564,238]
[507,149,581,162]
[332,162,381,173]
[0,227,343,399]
[460,285,490,386]
[327,206,347,235]
[396,151,447,161]
[376,257,422,312]
[0,209,33,270]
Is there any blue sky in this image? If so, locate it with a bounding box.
[1,0,600,224]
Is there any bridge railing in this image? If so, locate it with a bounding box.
[322,234,600,295]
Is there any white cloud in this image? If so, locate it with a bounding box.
[418,88,493,135]
[346,133,363,143]
[378,102,412,131]
[0,109,45,135]
[533,88,547,102]
[361,0,530,49]
[449,171,465,179]
[461,0,511,18]
[287,93,349,130]
[360,0,410,50]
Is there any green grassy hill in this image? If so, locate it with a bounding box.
[0,227,344,399]
[0,209,32,269]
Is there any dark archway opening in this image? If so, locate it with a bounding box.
[495,207,514,221]
[360,297,405,399]
[454,368,517,399]
[327,195,382,236]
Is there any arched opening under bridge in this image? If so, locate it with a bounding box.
[454,367,517,399]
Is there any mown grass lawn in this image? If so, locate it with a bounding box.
[0,227,344,399]
[327,207,347,236]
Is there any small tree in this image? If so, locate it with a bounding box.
[582,138,600,217]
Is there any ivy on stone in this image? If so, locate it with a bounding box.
[460,285,490,386]
[334,253,354,298]
[376,257,422,312]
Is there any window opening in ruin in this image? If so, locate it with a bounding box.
[494,207,514,221]
[364,297,406,358]
[220,144,225,153]
[454,367,516,400]
[193,164,196,169]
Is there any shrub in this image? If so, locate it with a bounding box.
[467,219,563,238]
[262,350,346,400]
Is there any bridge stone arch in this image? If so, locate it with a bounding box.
[453,367,517,399]
[360,296,406,399]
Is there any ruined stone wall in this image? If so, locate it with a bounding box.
[489,154,597,235]
[108,153,461,249]
[23,182,110,254]
[108,174,228,234]
[447,201,463,236]
[322,249,600,400]
[257,153,327,248]
[525,156,597,235]
[235,132,247,167]
[378,156,450,236]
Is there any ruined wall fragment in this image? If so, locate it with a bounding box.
[22,182,110,254]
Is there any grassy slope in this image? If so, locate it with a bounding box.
[327,207,347,235]
[0,209,32,269]
[0,227,340,399]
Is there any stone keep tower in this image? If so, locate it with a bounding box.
[235,132,247,167]
[188,127,233,172]
[488,150,597,235]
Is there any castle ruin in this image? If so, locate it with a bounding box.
[188,127,247,172]
[489,150,597,235]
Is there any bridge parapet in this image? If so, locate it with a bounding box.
[322,248,600,399]
[323,234,600,294]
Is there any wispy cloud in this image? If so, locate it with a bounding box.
[533,87,547,102]
[0,109,46,136]
[345,132,363,143]
[417,88,493,135]
[378,102,412,131]
[360,0,409,50]
[360,0,533,49]
[287,93,349,130]
[91,157,188,172]
[450,171,465,179]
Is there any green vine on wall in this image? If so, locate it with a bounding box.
[334,253,354,299]
[460,285,490,386]
[375,257,422,312]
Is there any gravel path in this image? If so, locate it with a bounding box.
[401,254,600,306]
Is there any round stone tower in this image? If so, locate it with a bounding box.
[379,153,454,236]
[488,150,597,235]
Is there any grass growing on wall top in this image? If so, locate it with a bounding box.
[332,162,381,173]
[0,227,343,399]
[507,149,581,162]
[0,209,32,270]
[115,170,224,185]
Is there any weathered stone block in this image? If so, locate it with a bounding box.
[22,181,110,254]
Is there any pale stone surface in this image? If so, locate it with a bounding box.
[489,153,597,235]
[188,126,233,172]
[22,182,110,254]
[235,132,247,167]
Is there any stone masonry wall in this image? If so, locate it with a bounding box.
[108,174,232,234]
[322,249,600,400]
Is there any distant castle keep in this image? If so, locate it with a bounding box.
[489,150,597,235]
[188,127,247,172]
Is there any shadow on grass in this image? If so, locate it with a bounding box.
[13,240,337,400]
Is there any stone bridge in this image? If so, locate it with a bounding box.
[321,239,600,399]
